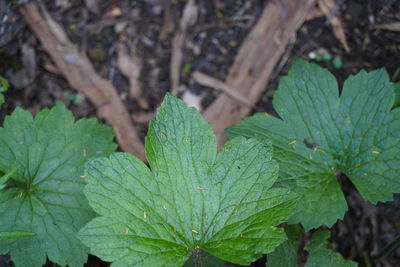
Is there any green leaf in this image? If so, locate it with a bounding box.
[79,94,298,266]
[267,224,303,267]
[305,230,357,267]
[0,76,9,107]
[0,102,116,267]
[227,59,400,230]
[0,230,36,239]
[268,229,357,267]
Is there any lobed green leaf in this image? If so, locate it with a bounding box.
[227,60,400,230]
[80,94,298,266]
[0,102,116,267]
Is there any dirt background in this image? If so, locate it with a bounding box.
[1,0,400,266]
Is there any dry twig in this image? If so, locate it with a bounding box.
[116,42,148,109]
[170,0,198,95]
[192,71,253,107]
[372,22,400,32]
[20,1,146,160]
[318,0,351,52]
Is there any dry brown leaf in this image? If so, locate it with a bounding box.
[105,7,122,18]
[318,0,350,52]
[180,0,198,31]
[182,90,202,111]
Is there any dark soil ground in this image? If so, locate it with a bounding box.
[1,0,400,266]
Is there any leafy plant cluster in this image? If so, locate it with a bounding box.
[0,60,399,266]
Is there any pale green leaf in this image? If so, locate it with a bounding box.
[227,60,400,230]
[0,103,116,267]
[80,94,298,266]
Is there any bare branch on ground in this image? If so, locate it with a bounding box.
[318,0,351,52]
[372,22,400,32]
[192,71,253,107]
[170,0,198,96]
[20,1,146,160]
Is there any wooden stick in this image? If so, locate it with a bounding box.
[20,1,146,160]
[203,0,315,147]
[192,71,253,107]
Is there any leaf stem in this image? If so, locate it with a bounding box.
[362,251,373,267]
[344,214,361,257]
[194,248,202,267]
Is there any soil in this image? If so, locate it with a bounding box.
[0,0,400,266]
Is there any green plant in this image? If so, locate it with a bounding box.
[268,225,357,267]
[1,60,398,266]
[227,60,400,231]
[79,94,298,266]
[0,103,116,267]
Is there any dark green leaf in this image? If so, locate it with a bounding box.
[80,94,298,266]
[227,60,400,230]
[0,103,116,267]
[267,224,303,267]
[305,230,357,267]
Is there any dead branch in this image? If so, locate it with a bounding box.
[170,0,198,96]
[372,22,400,32]
[203,0,315,147]
[20,1,146,160]
[192,71,253,107]
[318,0,351,53]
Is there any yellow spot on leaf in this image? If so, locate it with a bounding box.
[371,151,380,154]
[125,228,129,234]
[80,175,86,178]
[288,140,297,145]
[314,146,323,152]
[264,112,270,116]
[143,211,147,219]
[240,233,243,238]
[163,205,167,209]
[173,228,177,232]
[191,229,198,234]
[196,187,207,191]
